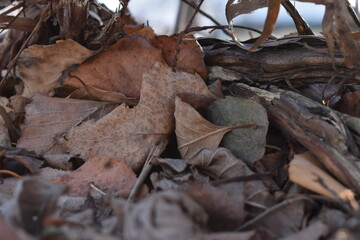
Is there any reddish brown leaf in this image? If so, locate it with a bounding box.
[333,90,360,118]
[63,36,164,99]
[151,34,207,79]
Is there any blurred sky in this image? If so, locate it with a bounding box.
[99,0,358,39]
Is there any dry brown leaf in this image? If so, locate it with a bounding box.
[239,197,309,238]
[289,152,358,210]
[0,124,10,147]
[188,148,274,214]
[61,80,138,105]
[125,25,156,39]
[0,218,22,240]
[185,183,246,231]
[0,16,36,32]
[9,95,30,119]
[0,177,18,203]
[208,80,224,99]
[188,148,254,178]
[53,157,147,198]
[63,36,164,98]
[281,220,329,240]
[175,96,254,159]
[250,0,281,51]
[16,39,95,97]
[65,63,213,171]
[322,5,335,61]
[333,0,360,67]
[1,177,67,235]
[333,90,360,117]
[17,95,117,155]
[0,146,44,174]
[151,34,207,80]
[298,0,360,67]
[202,231,258,240]
[124,190,207,240]
[43,154,75,171]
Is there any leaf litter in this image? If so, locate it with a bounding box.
[0,0,360,239]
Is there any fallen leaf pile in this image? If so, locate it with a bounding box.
[0,0,360,239]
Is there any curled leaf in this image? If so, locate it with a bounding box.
[225,0,268,23]
[250,0,281,51]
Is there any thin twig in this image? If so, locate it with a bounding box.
[236,196,314,231]
[348,1,360,28]
[186,25,277,39]
[127,146,156,202]
[281,0,314,35]
[89,182,107,196]
[172,0,205,71]
[178,124,257,149]
[211,173,272,186]
[0,3,50,95]
[0,2,27,34]
[0,169,22,178]
[180,0,232,37]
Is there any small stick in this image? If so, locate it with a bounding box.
[0,169,22,178]
[180,0,232,37]
[186,25,276,39]
[127,146,156,202]
[281,0,314,35]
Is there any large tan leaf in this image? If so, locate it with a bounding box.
[175,96,257,159]
[65,63,213,171]
[17,95,117,154]
[15,39,95,97]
